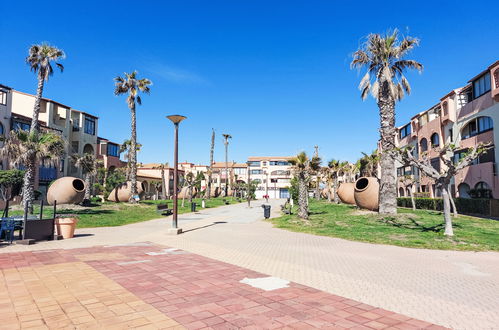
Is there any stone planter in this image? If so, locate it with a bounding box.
[108,181,145,202]
[55,217,79,239]
[47,177,85,205]
[354,177,379,211]
[337,182,356,205]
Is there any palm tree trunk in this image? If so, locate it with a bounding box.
[207,130,215,199]
[377,83,397,214]
[83,172,91,205]
[161,167,166,199]
[129,105,138,203]
[441,184,453,236]
[327,179,332,203]
[297,173,309,220]
[22,155,36,214]
[333,178,340,204]
[30,72,45,133]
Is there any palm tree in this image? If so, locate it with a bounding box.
[289,152,321,220]
[327,159,348,204]
[359,150,380,178]
[152,163,169,199]
[114,71,151,203]
[119,139,142,180]
[71,153,100,205]
[23,43,65,211]
[206,129,215,199]
[1,130,65,212]
[26,43,65,133]
[351,29,422,214]
[222,134,232,196]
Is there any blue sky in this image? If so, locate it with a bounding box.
[1,1,498,165]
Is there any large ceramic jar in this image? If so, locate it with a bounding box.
[47,177,85,205]
[354,177,379,211]
[108,181,145,202]
[337,182,356,205]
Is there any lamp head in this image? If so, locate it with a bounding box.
[167,115,187,124]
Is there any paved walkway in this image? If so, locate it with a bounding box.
[0,243,443,329]
[1,200,498,329]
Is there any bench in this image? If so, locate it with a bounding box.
[156,204,173,216]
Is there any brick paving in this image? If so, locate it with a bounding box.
[0,244,446,329]
[1,200,498,329]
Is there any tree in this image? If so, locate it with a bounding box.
[114,71,151,203]
[206,129,215,199]
[222,134,232,196]
[119,139,142,180]
[358,150,380,178]
[399,175,416,210]
[71,153,100,205]
[0,169,24,203]
[1,130,64,212]
[289,152,321,220]
[327,160,349,204]
[23,43,65,211]
[398,143,490,236]
[351,29,423,214]
[152,163,168,199]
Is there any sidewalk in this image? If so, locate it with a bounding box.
[0,243,445,329]
[1,200,498,329]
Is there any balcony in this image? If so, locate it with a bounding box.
[459,129,494,149]
[458,91,494,119]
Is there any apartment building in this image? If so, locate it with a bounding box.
[96,137,124,171]
[396,60,499,199]
[137,163,184,198]
[0,85,123,197]
[246,156,293,199]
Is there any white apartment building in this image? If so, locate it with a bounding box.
[246,156,292,199]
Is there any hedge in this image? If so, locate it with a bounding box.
[397,197,491,216]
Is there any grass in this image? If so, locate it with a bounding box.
[269,199,499,251]
[11,197,241,228]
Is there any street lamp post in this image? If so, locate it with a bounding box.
[167,114,186,234]
[246,161,251,207]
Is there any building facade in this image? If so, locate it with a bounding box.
[0,85,124,198]
[246,156,293,199]
[396,60,499,199]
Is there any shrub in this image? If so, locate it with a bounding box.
[397,197,491,216]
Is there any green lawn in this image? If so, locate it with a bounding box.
[12,197,241,228]
[270,199,499,251]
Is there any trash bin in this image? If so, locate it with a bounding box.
[262,204,271,219]
[191,202,196,212]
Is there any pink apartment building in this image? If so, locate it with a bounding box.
[396,60,499,199]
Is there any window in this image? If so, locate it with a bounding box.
[448,128,453,142]
[269,161,290,166]
[430,133,439,147]
[60,159,65,172]
[430,158,440,173]
[399,124,411,139]
[107,143,119,157]
[250,169,263,175]
[12,120,30,131]
[420,138,428,152]
[442,102,448,116]
[247,161,260,167]
[0,90,7,105]
[84,116,96,135]
[473,72,491,99]
[271,170,290,176]
[461,116,493,139]
[397,166,413,177]
[0,122,3,136]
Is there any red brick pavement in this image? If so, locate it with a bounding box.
[0,243,448,329]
